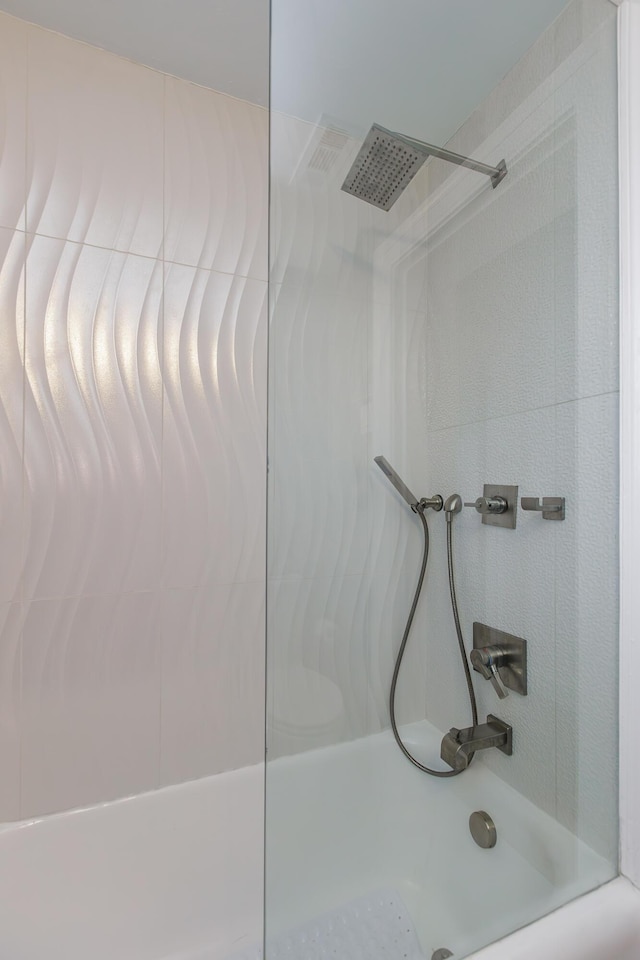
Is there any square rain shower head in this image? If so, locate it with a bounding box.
[341,124,429,211]
[342,123,508,210]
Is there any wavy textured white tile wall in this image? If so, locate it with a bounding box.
[162,265,267,589]
[160,581,265,785]
[270,113,382,302]
[267,114,431,758]
[0,603,23,821]
[268,106,438,758]
[23,237,164,601]
[165,78,268,279]
[269,285,368,582]
[0,17,26,232]
[20,591,162,818]
[267,575,367,757]
[26,28,164,257]
[0,227,26,604]
[267,114,434,755]
[363,479,430,734]
[0,12,268,819]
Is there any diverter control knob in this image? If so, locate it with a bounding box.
[465,496,508,515]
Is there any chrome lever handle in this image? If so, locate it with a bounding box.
[487,663,509,700]
[470,647,509,700]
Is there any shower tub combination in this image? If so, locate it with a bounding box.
[0,724,637,960]
[0,2,632,960]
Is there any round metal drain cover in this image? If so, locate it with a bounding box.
[469,810,497,848]
[431,950,453,960]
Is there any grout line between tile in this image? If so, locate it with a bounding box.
[426,389,620,436]
[17,27,28,818]
[158,70,166,793]
[22,578,268,606]
[20,229,269,284]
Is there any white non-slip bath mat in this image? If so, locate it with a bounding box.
[229,888,426,960]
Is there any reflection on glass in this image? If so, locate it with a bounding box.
[266,2,619,957]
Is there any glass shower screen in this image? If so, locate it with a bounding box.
[266,1,619,957]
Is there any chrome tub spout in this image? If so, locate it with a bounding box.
[440,715,512,772]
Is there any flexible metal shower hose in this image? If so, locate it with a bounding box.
[388,505,478,776]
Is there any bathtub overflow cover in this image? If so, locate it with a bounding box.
[469,810,497,849]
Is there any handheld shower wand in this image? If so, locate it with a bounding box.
[374,456,443,512]
[374,458,478,777]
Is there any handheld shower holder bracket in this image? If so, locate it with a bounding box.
[414,495,443,513]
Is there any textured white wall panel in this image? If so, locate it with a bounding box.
[554,23,619,404]
[0,16,26,232]
[160,581,265,785]
[165,78,268,280]
[269,287,369,582]
[422,143,565,430]
[26,27,164,257]
[0,603,23,821]
[23,237,164,601]
[268,114,433,756]
[267,575,368,757]
[554,392,619,858]
[269,112,382,303]
[161,265,267,590]
[20,591,162,817]
[0,12,268,819]
[0,227,25,604]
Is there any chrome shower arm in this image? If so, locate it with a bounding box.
[398,133,507,188]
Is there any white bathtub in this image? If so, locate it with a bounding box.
[264,721,634,959]
[0,767,264,960]
[0,722,638,960]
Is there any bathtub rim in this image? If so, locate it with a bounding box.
[465,876,640,959]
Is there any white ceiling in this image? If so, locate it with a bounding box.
[272,0,573,142]
[0,0,270,106]
[0,0,572,140]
